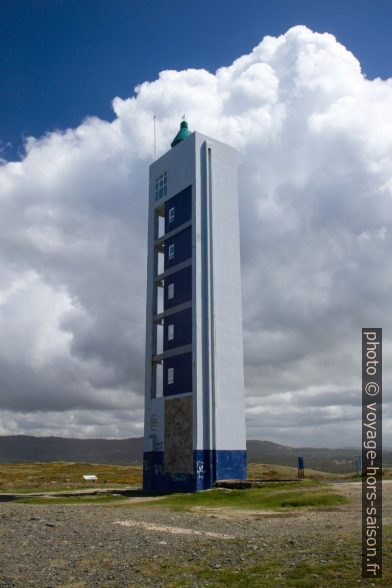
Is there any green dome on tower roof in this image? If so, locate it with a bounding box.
[171,120,191,148]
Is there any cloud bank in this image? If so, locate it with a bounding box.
[1,26,391,447]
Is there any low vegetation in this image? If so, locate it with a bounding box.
[248,462,354,481]
[0,461,363,494]
[3,461,390,495]
[121,481,347,512]
[0,462,142,493]
[11,480,348,511]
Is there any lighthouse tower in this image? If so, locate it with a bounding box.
[143,121,246,492]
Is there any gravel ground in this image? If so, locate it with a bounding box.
[0,482,390,587]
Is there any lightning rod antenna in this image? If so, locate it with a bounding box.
[153,115,157,160]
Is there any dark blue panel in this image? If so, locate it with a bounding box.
[164,308,192,351]
[163,352,192,396]
[164,265,192,310]
[165,185,192,233]
[143,451,165,492]
[194,450,247,490]
[164,226,191,270]
[214,450,247,482]
[143,451,196,493]
[193,450,214,491]
[143,450,247,493]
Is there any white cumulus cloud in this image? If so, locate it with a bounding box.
[0,25,391,447]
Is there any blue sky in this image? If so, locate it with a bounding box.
[1,0,392,161]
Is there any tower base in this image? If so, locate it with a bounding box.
[143,450,247,493]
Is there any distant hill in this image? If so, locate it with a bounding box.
[0,436,390,473]
[0,436,143,465]
[248,440,370,473]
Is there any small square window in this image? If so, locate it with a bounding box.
[168,324,174,341]
[168,283,174,299]
[168,367,174,385]
[168,207,175,223]
[168,244,175,260]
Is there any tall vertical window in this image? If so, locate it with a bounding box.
[155,172,167,201]
[168,324,174,341]
[168,206,175,223]
[168,244,175,260]
[168,367,174,384]
[168,283,174,299]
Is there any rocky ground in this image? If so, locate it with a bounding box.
[0,482,391,587]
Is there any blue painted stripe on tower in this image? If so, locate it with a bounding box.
[143,449,247,493]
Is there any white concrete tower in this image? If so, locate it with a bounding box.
[143,121,246,492]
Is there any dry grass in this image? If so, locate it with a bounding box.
[2,461,387,493]
[247,462,355,481]
[0,462,142,492]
